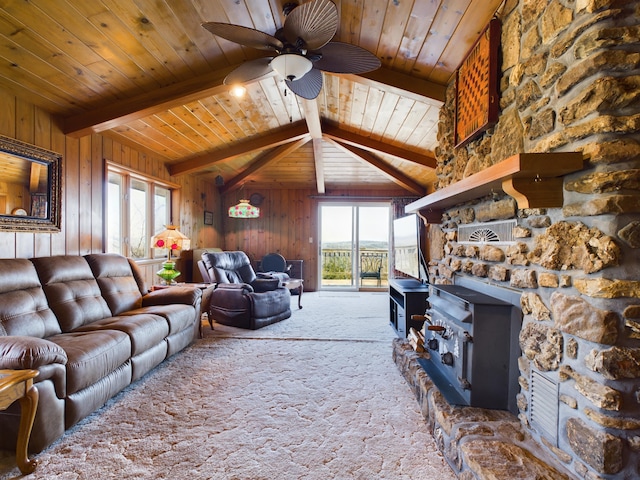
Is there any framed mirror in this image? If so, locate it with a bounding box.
[0,135,62,232]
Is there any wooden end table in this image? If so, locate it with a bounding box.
[0,369,39,474]
[283,278,304,309]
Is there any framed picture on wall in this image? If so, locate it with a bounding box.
[204,211,214,225]
[455,18,501,148]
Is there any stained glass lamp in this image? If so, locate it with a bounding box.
[228,199,260,218]
[150,225,191,285]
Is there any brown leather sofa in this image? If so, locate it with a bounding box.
[0,253,202,453]
[201,251,291,330]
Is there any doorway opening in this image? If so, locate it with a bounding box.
[319,203,390,291]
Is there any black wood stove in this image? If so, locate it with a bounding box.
[417,284,521,413]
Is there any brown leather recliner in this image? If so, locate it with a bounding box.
[201,251,291,330]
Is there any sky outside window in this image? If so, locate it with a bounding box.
[321,205,389,246]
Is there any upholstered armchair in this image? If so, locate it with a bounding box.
[201,251,291,330]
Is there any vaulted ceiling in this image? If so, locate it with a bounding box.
[0,0,504,195]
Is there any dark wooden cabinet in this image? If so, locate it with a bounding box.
[389,278,429,338]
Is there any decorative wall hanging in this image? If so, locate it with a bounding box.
[204,211,214,225]
[454,18,501,148]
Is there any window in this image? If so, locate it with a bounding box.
[106,164,177,260]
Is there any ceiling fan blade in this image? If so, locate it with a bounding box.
[202,22,283,51]
[283,0,338,51]
[223,58,274,85]
[285,68,323,100]
[313,42,381,74]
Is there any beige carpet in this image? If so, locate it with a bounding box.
[0,292,454,479]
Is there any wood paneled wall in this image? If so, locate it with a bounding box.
[222,188,406,291]
[0,91,222,287]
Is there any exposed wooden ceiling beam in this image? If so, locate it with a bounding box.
[326,139,426,196]
[62,62,442,146]
[220,137,311,194]
[62,63,441,140]
[168,122,311,176]
[321,123,437,169]
[312,138,325,194]
[340,67,446,106]
[29,163,43,192]
[299,98,325,193]
[300,99,322,139]
[62,67,276,138]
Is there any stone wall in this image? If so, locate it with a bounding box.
[425,0,640,478]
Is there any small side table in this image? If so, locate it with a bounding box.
[283,278,304,309]
[0,369,39,474]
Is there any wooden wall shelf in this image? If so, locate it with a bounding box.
[405,153,583,223]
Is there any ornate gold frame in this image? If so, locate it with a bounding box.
[0,135,62,232]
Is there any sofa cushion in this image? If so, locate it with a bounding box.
[74,314,169,356]
[85,254,143,315]
[0,259,61,338]
[0,336,67,369]
[48,330,131,395]
[122,305,195,335]
[31,256,112,332]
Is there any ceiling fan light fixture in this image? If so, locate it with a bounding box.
[271,54,312,81]
[229,84,247,97]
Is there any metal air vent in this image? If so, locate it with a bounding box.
[458,219,517,245]
[529,369,559,446]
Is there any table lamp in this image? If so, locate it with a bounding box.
[150,225,191,285]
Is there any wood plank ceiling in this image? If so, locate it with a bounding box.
[0,0,504,195]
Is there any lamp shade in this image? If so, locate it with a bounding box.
[228,199,260,218]
[270,54,312,81]
[150,225,191,258]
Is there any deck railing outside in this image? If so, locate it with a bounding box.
[321,248,388,286]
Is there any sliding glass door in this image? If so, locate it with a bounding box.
[319,203,390,290]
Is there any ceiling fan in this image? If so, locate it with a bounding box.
[202,0,381,100]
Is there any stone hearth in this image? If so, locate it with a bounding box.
[393,339,576,480]
[405,0,640,478]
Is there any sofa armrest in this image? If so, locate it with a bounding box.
[216,283,254,293]
[142,286,202,308]
[209,284,252,312]
[251,277,280,292]
[0,336,67,370]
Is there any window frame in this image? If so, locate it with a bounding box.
[105,161,180,261]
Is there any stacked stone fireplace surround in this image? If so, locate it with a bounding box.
[393,1,640,479]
